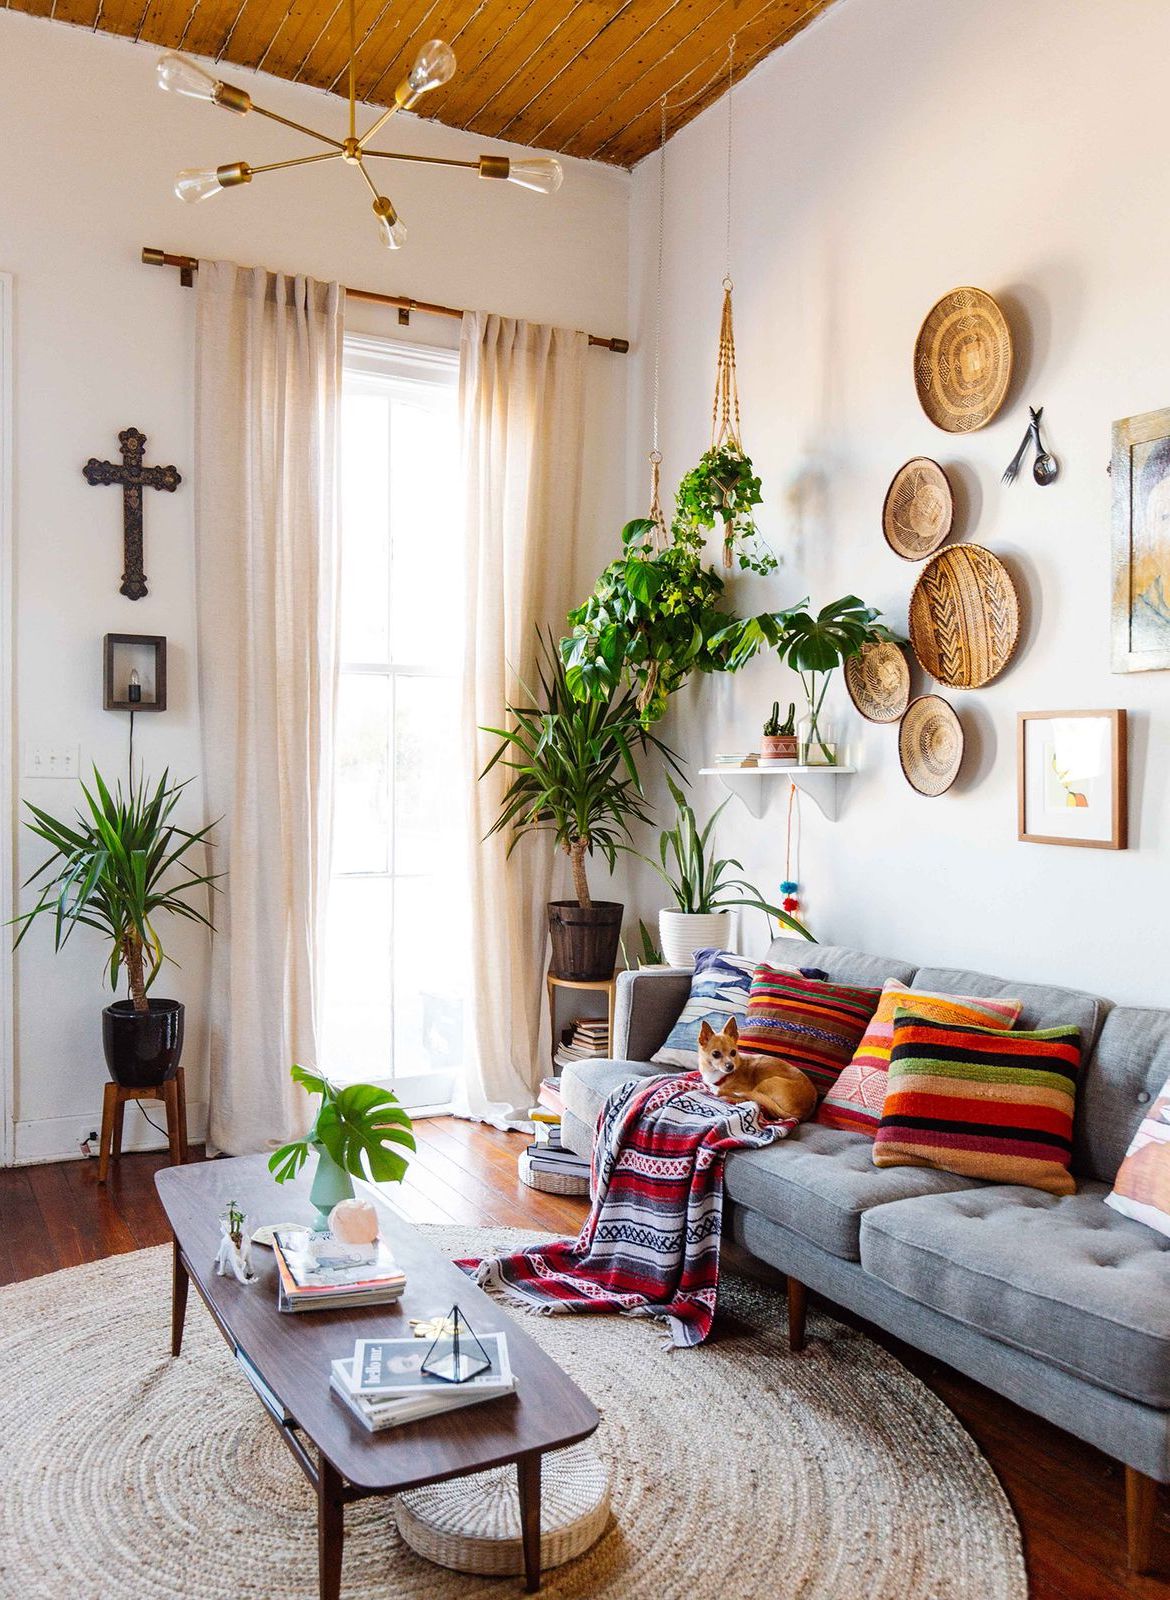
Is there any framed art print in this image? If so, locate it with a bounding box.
[1017,710,1127,849]
[1112,407,1170,672]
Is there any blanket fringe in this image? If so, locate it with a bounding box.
[472,1259,566,1317]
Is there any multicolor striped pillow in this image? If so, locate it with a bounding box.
[817,981,1022,1138]
[873,1011,1082,1195]
[738,966,882,1098]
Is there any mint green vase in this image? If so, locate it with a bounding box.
[309,1144,354,1231]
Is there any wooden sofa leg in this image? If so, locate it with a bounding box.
[1126,1465,1157,1573]
[786,1277,808,1353]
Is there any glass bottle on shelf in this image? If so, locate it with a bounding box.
[797,708,838,767]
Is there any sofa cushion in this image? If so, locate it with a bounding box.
[1078,1007,1170,1183]
[738,966,883,1097]
[860,1182,1170,1406]
[1106,1069,1170,1236]
[910,965,1108,1057]
[558,1058,665,1134]
[723,1123,982,1261]
[873,1013,1081,1196]
[651,948,758,1069]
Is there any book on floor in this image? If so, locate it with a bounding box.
[350,1331,513,1398]
[329,1355,516,1433]
[524,1143,589,1172]
[272,1228,407,1313]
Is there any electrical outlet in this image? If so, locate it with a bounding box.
[23,743,80,779]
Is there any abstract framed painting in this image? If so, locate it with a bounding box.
[1017,710,1127,850]
[1112,406,1170,672]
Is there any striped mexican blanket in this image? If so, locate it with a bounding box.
[467,1072,796,1347]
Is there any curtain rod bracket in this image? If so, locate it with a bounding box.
[140,247,629,353]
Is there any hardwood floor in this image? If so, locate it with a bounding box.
[2,1120,1166,1598]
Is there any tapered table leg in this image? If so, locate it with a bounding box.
[517,1450,542,1593]
[318,1456,345,1600]
[98,1083,116,1184]
[170,1237,189,1357]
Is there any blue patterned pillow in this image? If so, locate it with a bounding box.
[651,949,762,1069]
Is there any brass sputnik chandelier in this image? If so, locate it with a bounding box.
[156,0,563,250]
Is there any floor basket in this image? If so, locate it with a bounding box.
[518,1149,591,1196]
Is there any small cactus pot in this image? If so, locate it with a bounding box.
[760,734,799,763]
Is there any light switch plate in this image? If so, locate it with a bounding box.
[24,744,80,779]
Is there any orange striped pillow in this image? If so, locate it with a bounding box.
[817,981,1022,1138]
[873,1011,1081,1195]
[737,966,882,1099]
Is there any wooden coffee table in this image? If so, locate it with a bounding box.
[156,1155,599,1598]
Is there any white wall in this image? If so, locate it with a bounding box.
[0,10,630,1162]
[623,0,1169,1006]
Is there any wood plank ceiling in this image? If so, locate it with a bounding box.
[3,0,839,166]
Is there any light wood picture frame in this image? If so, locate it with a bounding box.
[1017,710,1127,850]
[1112,406,1170,672]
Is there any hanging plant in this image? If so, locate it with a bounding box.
[673,442,772,574]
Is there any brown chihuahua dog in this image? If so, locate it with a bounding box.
[696,1017,817,1123]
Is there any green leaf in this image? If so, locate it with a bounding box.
[313,1084,417,1184]
[268,1141,309,1184]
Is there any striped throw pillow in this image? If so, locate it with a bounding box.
[651,949,760,1069]
[817,981,1022,1138]
[737,966,883,1098]
[873,1010,1082,1195]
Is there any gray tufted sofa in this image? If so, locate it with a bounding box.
[557,936,1170,1571]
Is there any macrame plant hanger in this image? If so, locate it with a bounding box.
[711,38,742,568]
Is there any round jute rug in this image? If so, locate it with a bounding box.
[0,1226,1026,1600]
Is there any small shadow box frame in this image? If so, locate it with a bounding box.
[103,633,167,712]
[1017,709,1127,850]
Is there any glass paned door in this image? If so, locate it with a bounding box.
[322,337,462,1107]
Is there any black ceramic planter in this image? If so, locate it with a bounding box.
[547,901,623,982]
[102,998,185,1088]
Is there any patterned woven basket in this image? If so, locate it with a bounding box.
[395,1443,611,1576]
[518,1150,591,1196]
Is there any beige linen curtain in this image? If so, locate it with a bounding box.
[194,259,344,1154]
[458,312,587,1125]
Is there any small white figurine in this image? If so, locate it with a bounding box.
[215,1199,257,1284]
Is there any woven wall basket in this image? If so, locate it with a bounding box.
[518,1150,591,1196]
[395,1442,611,1576]
[899,695,965,796]
[845,641,911,724]
[908,544,1020,688]
[914,287,1013,433]
[882,457,953,560]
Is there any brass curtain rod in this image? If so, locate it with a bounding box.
[141,247,630,352]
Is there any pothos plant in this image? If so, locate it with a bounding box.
[562,517,798,726]
[673,443,775,574]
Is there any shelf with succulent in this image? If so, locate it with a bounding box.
[636,775,811,967]
[12,769,220,1089]
[481,629,681,981]
[562,516,802,727]
[269,1064,416,1230]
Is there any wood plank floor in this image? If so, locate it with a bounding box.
[2,1120,1167,1599]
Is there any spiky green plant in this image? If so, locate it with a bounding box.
[12,769,220,1012]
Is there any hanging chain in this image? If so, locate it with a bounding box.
[647,95,669,549]
[725,35,735,289]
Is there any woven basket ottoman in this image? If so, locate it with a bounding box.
[394,1442,610,1576]
[518,1149,591,1197]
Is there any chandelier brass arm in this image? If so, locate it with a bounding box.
[157,0,562,248]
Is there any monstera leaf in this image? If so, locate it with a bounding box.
[268,1067,415,1187]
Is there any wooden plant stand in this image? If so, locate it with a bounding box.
[546,973,617,1069]
[98,1069,188,1182]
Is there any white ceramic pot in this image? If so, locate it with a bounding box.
[658,909,735,969]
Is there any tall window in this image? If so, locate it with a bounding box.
[323,336,464,1107]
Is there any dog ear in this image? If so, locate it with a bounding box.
[698,1021,714,1045]
[725,1016,739,1041]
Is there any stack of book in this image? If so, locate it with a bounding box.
[271,1228,407,1313]
[535,1076,565,1118]
[330,1331,515,1432]
[712,751,759,769]
[553,1016,610,1071]
[521,1140,590,1183]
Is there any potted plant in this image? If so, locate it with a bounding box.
[673,442,775,573]
[482,630,679,981]
[638,775,811,967]
[562,517,801,726]
[780,597,898,767]
[12,769,219,1088]
[760,701,798,764]
[269,1064,415,1229]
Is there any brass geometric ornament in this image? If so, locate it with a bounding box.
[156,0,563,250]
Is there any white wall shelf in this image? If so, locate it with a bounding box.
[699,765,857,822]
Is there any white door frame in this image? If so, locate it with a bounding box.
[0,272,14,1166]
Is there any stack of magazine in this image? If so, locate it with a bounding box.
[331,1331,515,1432]
[271,1228,407,1313]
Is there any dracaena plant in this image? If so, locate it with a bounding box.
[481,628,681,907]
[12,769,220,1012]
[269,1064,416,1186]
[639,775,812,939]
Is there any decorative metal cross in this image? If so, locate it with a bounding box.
[83,427,182,601]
